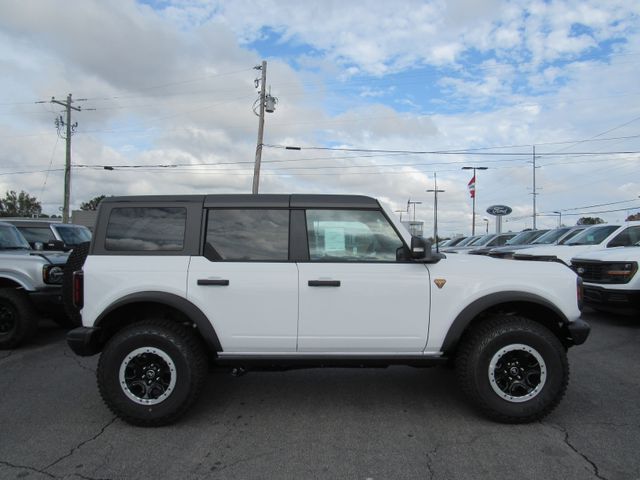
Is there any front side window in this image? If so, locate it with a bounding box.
[18,226,55,244]
[105,207,186,251]
[608,226,640,247]
[205,209,289,261]
[565,225,619,246]
[306,209,404,262]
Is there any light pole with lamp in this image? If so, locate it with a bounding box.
[462,166,488,235]
[553,211,562,227]
[426,172,445,244]
[483,217,489,234]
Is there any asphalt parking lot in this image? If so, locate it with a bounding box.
[0,310,638,480]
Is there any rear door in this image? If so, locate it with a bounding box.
[187,207,299,353]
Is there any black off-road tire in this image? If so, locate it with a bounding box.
[61,241,90,327]
[97,319,208,427]
[0,289,38,350]
[455,315,568,423]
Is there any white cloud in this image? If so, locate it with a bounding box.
[0,0,638,236]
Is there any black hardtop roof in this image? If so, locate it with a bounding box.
[102,194,380,209]
[4,218,61,227]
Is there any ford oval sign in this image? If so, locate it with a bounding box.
[486,205,512,216]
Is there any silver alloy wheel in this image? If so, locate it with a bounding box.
[488,343,547,403]
[119,347,177,405]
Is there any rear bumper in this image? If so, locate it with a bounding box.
[67,327,102,356]
[583,285,640,315]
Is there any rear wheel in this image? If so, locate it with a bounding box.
[97,319,207,426]
[456,315,568,423]
[0,289,38,350]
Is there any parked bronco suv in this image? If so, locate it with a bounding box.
[0,221,69,349]
[67,195,590,426]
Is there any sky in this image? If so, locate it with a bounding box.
[0,0,639,237]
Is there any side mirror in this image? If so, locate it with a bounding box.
[411,236,428,259]
[410,236,443,263]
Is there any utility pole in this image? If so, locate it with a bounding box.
[426,172,445,243]
[50,94,81,223]
[531,146,541,229]
[252,61,267,194]
[462,166,488,235]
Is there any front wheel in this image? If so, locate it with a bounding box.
[455,315,568,423]
[97,319,207,426]
[0,289,38,349]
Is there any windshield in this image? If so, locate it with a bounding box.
[470,234,495,246]
[565,225,619,246]
[54,224,92,246]
[0,224,31,250]
[558,228,585,245]
[531,228,571,245]
[456,235,480,247]
[505,230,547,245]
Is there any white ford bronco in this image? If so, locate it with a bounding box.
[66,195,590,426]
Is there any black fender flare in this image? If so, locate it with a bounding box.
[440,291,569,354]
[95,291,222,352]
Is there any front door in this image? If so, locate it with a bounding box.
[297,209,431,353]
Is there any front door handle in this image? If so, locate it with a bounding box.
[308,280,341,287]
[197,279,230,286]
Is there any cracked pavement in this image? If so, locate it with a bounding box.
[0,312,638,480]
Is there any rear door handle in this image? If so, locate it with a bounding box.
[308,280,341,287]
[197,279,230,286]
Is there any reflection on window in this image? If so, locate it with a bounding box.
[17,227,55,244]
[55,225,92,246]
[306,210,404,262]
[205,209,289,261]
[105,207,186,251]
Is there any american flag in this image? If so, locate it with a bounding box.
[467,175,476,199]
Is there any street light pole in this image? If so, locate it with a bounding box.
[553,210,562,227]
[407,200,422,222]
[426,172,445,244]
[462,166,488,236]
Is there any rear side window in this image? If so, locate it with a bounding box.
[205,209,289,261]
[105,207,187,251]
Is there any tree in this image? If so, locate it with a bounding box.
[577,217,605,225]
[0,190,42,217]
[626,212,640,221]
[80,195,107,211]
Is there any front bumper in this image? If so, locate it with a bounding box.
[583,285,640,315]
[27,286,64,315]
[67,327,102,356]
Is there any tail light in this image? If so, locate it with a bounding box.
[577,277,584,311]
[73,270,84,309]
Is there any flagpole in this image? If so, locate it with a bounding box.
[462,166,488,236]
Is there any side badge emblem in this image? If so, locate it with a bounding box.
[434,279,446,289]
